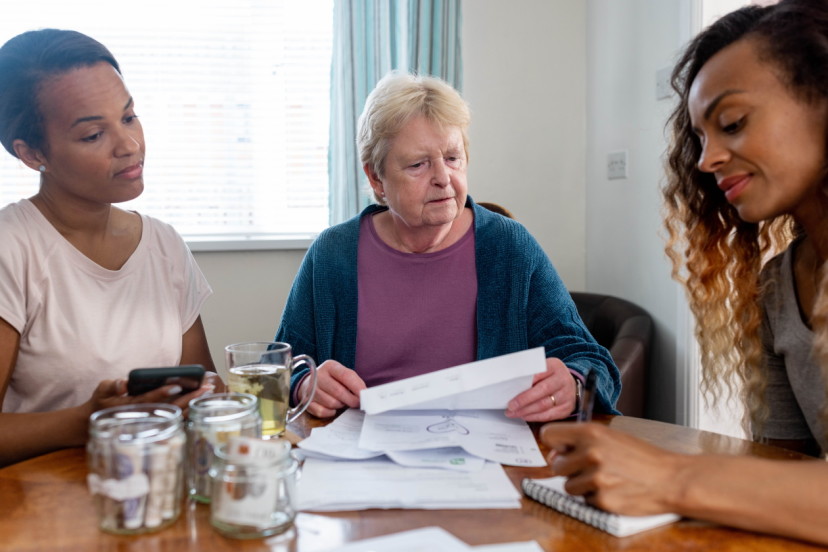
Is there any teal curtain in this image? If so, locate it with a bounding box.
[328,0,463,225]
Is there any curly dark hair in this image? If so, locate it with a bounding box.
[663,0,828,443]
[0,29,121,157]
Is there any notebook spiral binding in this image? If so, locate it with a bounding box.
[521,478,612,532]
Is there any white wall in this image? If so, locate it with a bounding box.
[586,0,694,422]
[194,249,306,373]
[462,0,587,288]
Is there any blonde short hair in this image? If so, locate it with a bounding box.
[357,71,470,202]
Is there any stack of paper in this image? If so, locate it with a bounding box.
[298,408,546,469]
[299,457,522,510]
[296,348,548,511]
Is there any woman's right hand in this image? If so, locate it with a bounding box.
[298,359,366,418]
[540,422,684,516]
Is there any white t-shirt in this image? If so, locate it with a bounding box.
[0,199,212,414]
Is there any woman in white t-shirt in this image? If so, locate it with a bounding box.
[0,29,219,466]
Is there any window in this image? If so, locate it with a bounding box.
[0,0,333,247]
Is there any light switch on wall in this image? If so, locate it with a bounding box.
[607,151,628,180]
[656,66,672,100]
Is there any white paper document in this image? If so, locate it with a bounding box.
[385,447,487,472]
[322,527,470,552]
[321,527,543,552]
[297,408,385,461]
[297,409,488,471]
[359,347,546,415]
[472,542,545,552]
[297,457,522,511]
[360,409,546,467]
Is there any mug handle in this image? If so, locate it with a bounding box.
[286,355,318,423]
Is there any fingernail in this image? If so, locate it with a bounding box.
[166,385,182,396]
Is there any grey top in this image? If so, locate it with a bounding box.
[759,238,825,454]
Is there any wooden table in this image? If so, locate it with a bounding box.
[1,414,824,552]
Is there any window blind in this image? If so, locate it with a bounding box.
[0,0,333,239]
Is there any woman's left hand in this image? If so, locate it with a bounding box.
[203,371,225,393]
[505,357,577,421]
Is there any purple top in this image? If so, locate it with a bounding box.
[354,213,477,386]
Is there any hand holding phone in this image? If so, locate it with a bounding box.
[127,365,206,396]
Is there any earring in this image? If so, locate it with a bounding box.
[38,165,46,173]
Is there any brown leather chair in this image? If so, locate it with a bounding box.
[476,201,515,219]
[569,292,652,417]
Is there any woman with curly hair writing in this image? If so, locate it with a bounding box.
[540,0,828,545]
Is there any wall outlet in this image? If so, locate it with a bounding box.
[607,151,627,180]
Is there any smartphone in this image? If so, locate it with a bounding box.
[127,365,206,396]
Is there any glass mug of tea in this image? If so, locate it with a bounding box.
[224,342,318,438]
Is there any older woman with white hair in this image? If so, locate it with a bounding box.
[276,71,620,421]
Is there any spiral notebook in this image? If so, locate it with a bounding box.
[521,477,680,537]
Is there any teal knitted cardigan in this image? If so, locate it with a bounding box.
[276,197,621,414]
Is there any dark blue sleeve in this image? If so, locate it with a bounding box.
[527,256,621,414]
[473,204,621,415]
[275,245,319,405]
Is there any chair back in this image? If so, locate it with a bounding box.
[569,292,653,417]
[477,201,515,219]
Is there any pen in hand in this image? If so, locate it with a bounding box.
[577,370,597,422]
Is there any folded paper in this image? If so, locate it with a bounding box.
[360,347,546,415]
